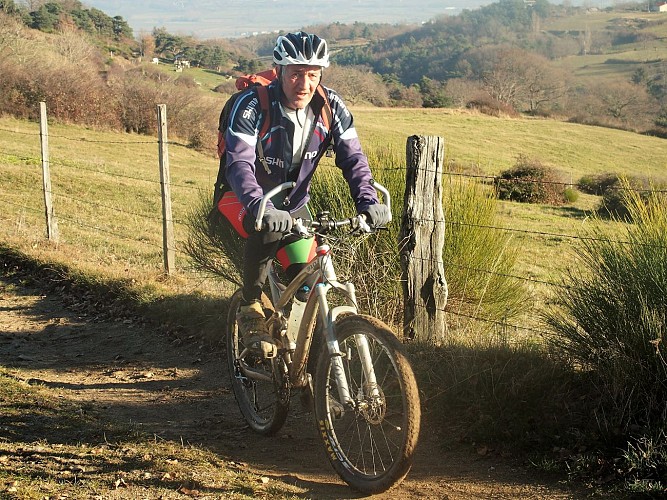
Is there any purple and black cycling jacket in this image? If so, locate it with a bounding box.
[224,80,379,218]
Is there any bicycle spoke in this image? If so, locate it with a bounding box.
[315,316,420,493]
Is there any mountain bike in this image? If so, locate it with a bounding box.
[225,181,421,494]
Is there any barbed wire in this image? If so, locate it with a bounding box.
[375,165,667,194]
[413,302,551,337]
[3,119,665,337]
[51,192,164,223]
[1,198,163,250]
[0,125,197,149]
[48,158,159,185]
[0,149,205,192]
[441,259,569,289]
[0,127,38,136]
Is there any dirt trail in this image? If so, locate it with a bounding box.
[0,274,588,499]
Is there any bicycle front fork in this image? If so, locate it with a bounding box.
[315,281,380,407]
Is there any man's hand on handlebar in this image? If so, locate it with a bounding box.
[262,208,293,233]
[362,204,392,228]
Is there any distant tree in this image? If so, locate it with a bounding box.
[323,64,389,106]
[0,0,21,15]
[444,78,483,108]
[594,81,651,122]
[138,32,155,58]
[153,27,184,59]
[521,54,569,114]
[112,15,132,40]
[481,48,524,108]
[233,56,262,74]
[0,10,35,62]
[419,76,451,108]
[383,75,422,107]
[24,0,48,10]
[472,46,567,113]
[30,2,61,32]
[54,24,94,64]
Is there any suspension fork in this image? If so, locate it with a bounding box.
[315,248,380,405]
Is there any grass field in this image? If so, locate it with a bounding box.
[1,108,665,335]
[543,11,667,81]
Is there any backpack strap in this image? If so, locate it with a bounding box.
[316,85,333,132]
[315,85,334,157]
[255,86,272,174]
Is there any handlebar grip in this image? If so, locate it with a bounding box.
[372,181,391,215]
[254,181,296,232]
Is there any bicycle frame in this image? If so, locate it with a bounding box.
[271,238,358,398]
[228,180,419,493]
[246,182,390,405]
[241,181,391,408]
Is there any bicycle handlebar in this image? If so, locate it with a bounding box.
[254,180,391,233]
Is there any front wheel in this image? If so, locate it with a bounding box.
[313,315,421,494]
[225,289,289,435]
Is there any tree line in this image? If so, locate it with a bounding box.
[1,0,666,140]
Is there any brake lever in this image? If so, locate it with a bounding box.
[352,214,373,234]
[292,218,310,238]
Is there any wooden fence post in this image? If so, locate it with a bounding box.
[39,102,59,242]
[400,135,448,342]
[156,104,176,275]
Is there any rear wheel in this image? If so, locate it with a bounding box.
[313,315,421,494]
[225,289,289,435]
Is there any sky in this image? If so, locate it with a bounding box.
[79,0,499,38]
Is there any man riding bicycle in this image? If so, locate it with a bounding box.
[216,31,391,358]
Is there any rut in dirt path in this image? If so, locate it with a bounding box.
[0,275,590,499]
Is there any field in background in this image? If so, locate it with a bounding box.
[2,107,665,337]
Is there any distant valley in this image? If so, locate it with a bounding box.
[80,0,521,38]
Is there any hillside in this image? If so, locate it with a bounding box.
[2,0,666,137]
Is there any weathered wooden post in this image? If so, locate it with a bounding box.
[400,135,448,342]
[39,102,59,242]
[157,104,176,275]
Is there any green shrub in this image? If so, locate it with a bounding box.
[544,179,667,438]
[621,433,667,493]
[597,175,658,221]
[577,172,618,195]
[466,95,519,117]
[563,187,579,203]
[442,169,528,326]
[494,155,567,205]
[183,191,244,286]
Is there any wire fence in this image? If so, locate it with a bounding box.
[1,116,663,338]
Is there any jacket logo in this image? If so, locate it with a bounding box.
[265,156,284,167]
[242,97,259,120]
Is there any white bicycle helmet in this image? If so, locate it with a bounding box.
[273,31,330,68]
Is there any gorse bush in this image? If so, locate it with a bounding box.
[577,171,619,195]
[441,169,528,327]
[183,191,244,287]
[597,175,658,221]
[185,140,528,334]
[494,155,568,205]
[544,178,667,439]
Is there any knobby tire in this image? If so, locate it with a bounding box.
[313,314,421,494]
[225,289,289,436]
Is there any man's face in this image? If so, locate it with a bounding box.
[280,64,322,110]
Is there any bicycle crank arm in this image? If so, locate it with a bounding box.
[236,354,274,383]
